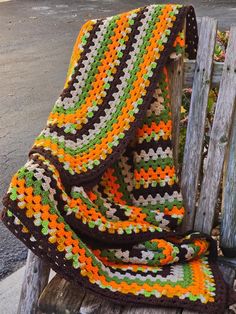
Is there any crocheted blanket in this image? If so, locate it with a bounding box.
[1,4,232,313]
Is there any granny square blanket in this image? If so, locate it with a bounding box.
[1,4,233,313]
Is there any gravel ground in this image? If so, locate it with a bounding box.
[1,0,236,280]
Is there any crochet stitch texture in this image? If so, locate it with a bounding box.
[1,4,231,313]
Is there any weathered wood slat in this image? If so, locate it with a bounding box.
[194,26,236,234]
[167,56,184,170]
[218,257,236,314]
[122,306,180,313]
[220,108,236,254]
[219,264,236,288]
[39,275,85,313]
[39,274,180,314]
[184,60,223,88]
[218,256,236,268]
[218,256,236,289]
[39,274,124,314]
[181,311,229,314]
[17,251,50,314]
[180,17,217,232]
[79,292,123,314]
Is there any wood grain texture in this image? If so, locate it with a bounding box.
[122,306,180,313]
[39,275,123,314]
[194,26,236,234]
[39,273,180,314]
[167,56,184,171]
[79,292,123,314]
[184,60,223,88]
[17,251,50,314]
[220,108,236,253]
[38,275,85,313]
[180,17,217,232]
[219,264,236,288]
[218,256,236,268]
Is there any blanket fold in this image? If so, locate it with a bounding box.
[1,4,232,313]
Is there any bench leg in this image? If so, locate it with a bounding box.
[17,250,50,314]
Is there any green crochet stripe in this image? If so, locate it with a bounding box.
[140,200,184,211]
[134,157,174,171]
[96,259,194,287]
[144,111,171,125]
[134,175,178,187]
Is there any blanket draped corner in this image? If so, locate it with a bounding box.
[1,4,232,313]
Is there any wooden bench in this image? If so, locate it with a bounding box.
[16,17,236,314]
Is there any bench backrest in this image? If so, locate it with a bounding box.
[168,17,236,253]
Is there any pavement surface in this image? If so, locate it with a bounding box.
[1,0,236,282]
[0,266,24,314]
[0,266,55,314]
